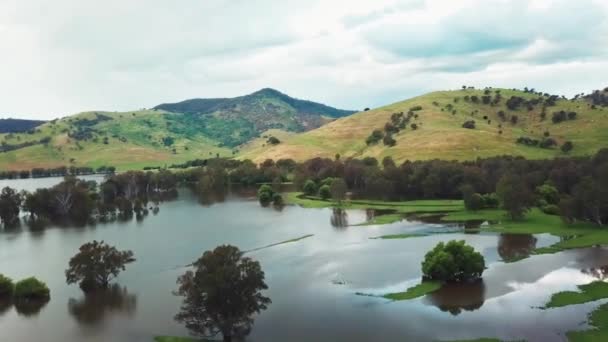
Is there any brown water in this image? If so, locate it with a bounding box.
[0,182,607,341]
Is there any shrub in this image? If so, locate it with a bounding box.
[257,185,273,205]
[561,141,574,153]
[319,185,331,200]
[14,277,50,300]
[383,134,396,147]
[541,204,560,216]
[266,136,280,145]
[272,193,284,206]
[462,120,476,129]
[481,193,499,208]
[303,180,317,196]
[421,240,485,282]
[0,274,14,297]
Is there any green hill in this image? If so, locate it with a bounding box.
[0,89,354,171]
[155,88,356,147]
[241,87,608,163]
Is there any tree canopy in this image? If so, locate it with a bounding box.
[65,240,136,292]
[422,240,485,282]
[174,245,271,342]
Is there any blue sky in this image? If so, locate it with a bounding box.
[1,0,607,119]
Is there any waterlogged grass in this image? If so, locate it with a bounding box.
[545,282,608,308]
[383,281,441,301]
[246,234,314,253]
[566,302,608,341]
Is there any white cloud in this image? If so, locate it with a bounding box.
[0,0,607,118]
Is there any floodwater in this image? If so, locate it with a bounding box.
[0,181,607,341]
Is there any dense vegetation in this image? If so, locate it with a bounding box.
[421,241,485,282]
[0,118,46,133]
[155,88,355,147]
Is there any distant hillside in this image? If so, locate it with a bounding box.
[0,89,353,171]
[242,87,608,163]
[154,88,355,147]
[584,87,608,107]
[0,118,46,133]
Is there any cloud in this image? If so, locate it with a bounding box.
[0,0,606,118]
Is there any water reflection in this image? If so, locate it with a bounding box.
[582,265,608,280]
[68,285,137,325]
[497,234,538,262]
[14,298,50,317]
[331,208,348,228]
[425,281,486,315]
[0,298,11,316]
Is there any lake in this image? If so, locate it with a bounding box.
[1,179,607,341]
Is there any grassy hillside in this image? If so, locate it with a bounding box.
[0,110,230,171]
[155,88,355,147]
[0,118,46,133]
[242,88,608,162]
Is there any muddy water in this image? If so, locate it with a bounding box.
[0,186,605,341]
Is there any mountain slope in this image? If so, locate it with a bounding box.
[241,87,608,163]
[0,118,46,133]
[155,88,356,147]
[0,89,353,171]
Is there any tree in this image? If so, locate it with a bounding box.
[330,178,347,203]
[174,245,271,342]
[561,141,574,153]
[319,185,331,200]
[0,274,14,297]
[66,240,136,292]
[496,174,533,220]
[421,240,485,282]
[266,136,280,145]
[0,186,21,227]
[303,180,317,196]
[461,184,483,211]
[257,185,273,206]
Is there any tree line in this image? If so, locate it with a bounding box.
[0,165,116,180]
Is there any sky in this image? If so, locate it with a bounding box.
[1,0,607,119]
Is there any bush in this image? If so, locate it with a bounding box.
[481,193,499,208]
[421,240,485,283]
[257,185,273,205]
[541,204,560,216]
[303,180,317,196]
[0,274,14,297]
[272,193,284,206]
[462,120,476,129]
[319,185,331,200]
[561,141,574,153]
[14,277,50,300]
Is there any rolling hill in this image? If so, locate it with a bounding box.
[241,87,608,163]
[155,88,356,147]
[0,89,354,171]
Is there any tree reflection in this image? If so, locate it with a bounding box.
[0,298,12,316]
[330,208,348,228]
[14,298,49,317]
[497,234,537,262]
[425,281,486,315]
[582,266,608,280]
[68,284,136,325]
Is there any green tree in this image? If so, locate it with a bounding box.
[257,184,273,206]
[461,184,483,211]
[496,174,533,220]
[303,180,317,196]
[65,240,136,292]
[330,178,348,203]
[319,185,331,200]
[421,240,485,282]
[14,277,50,300]
[174,245,271,342]
[0,186,21,227]
[0,274,14,297]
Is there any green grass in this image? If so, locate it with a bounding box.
[566,303,608,341]
[383,281,441,301]
[545,282,608,308]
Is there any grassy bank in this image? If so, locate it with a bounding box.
[544,281,608,308]
[566,302,608,341]
[383,281,441,301]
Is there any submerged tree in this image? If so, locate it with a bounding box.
[65,240,136,292]
[174,245,271,342]
[422,240,485,282]
[0,187,21,227]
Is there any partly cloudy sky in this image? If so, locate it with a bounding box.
[1,0,607,119]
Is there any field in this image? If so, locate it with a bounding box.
[244,88,608,163]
